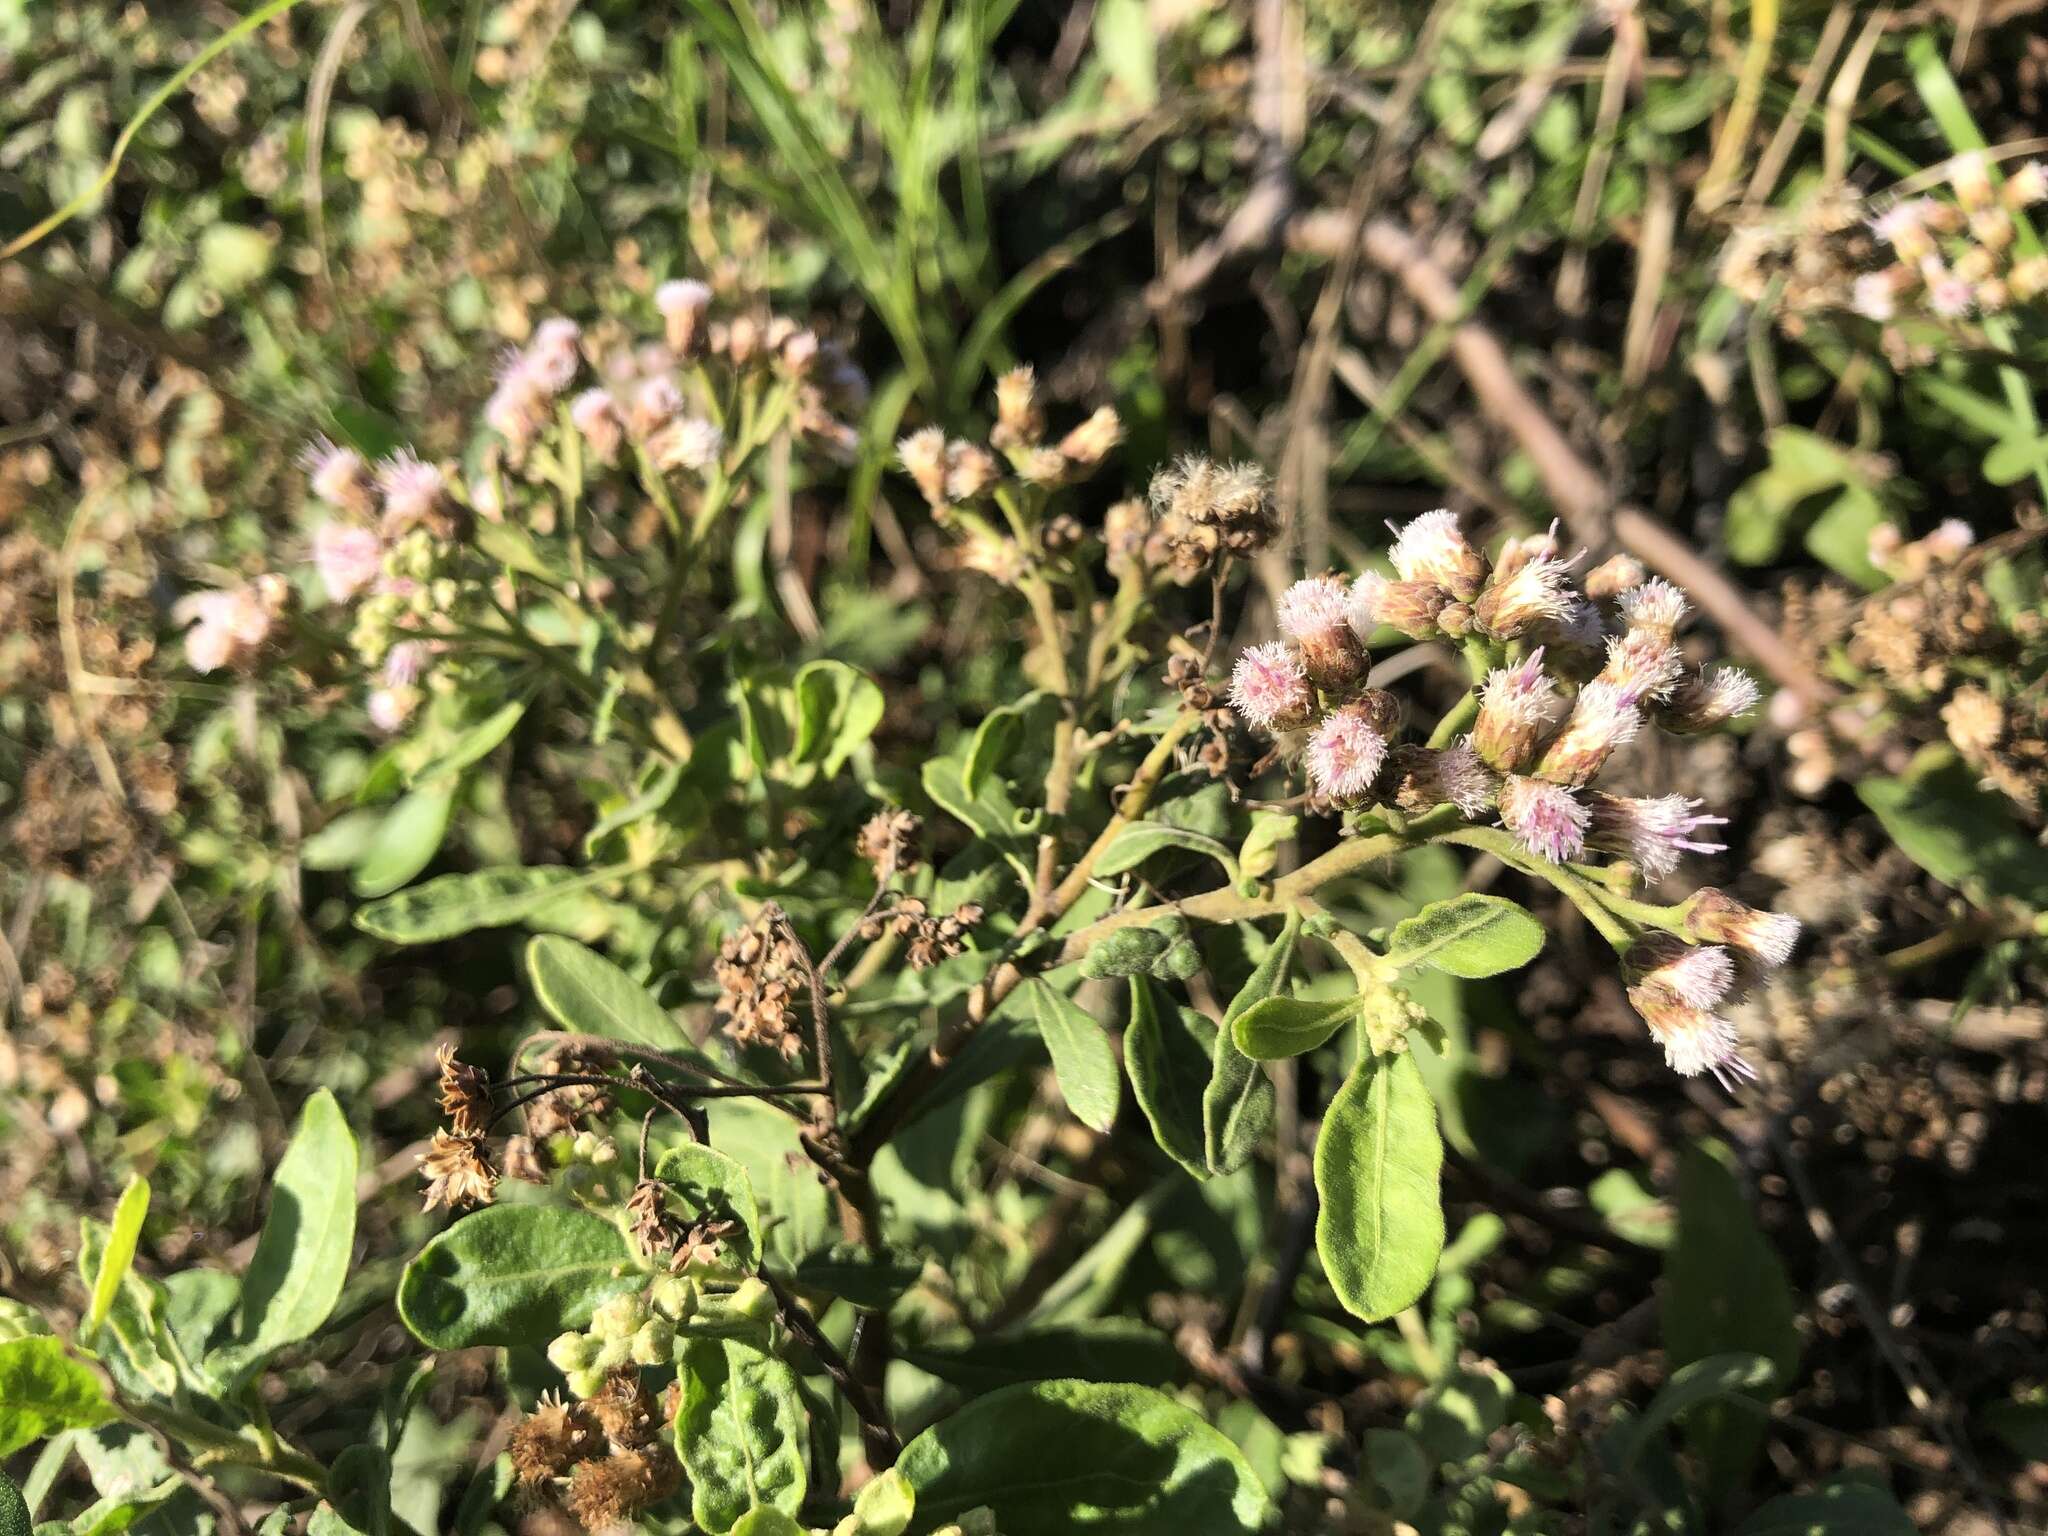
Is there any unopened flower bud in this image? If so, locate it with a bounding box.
[1305,704,1389,801]
[1435,601,1474,637]
[1683,888,1800,968]
[628,1318,675,1366]
[1387,509,1487,601]
[1278,576,1371,689]
[1948,150,1993,210]
[1597,628,1685,706]
[2005,160,2048,208]
[1588,793,1727,880]
[1658,666,1760,734]
[726,313,763,366]
[1229,641,1315,734]
[1385,741,1497,817]
[1625,937,1750,1085]
[945,441,1000,501]
[650,1274,698,1322]
[565,1367,607,1401]
[657,279,713,355]
[1473,651,1560,773]
[590,1292,648,1341]
[1534,681,1640,787]
[1497,775,1588,864]
[549,1331,597,1375]
[1373,579,1449,640]
[1583,554,1646,599]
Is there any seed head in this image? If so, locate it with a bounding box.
[992,366,1044,448]
[508,1392,601,1486]
[1497,775,1588,864]
[1588,794,1728,880]
[1305,705,1389,801]
[566,1445,683,1533]
[1387,509,1486,601]
[1229,642,1315,734]
[1473,651,1561,773]
[435,1044,493,1138]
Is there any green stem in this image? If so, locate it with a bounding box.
[1438,826,1635,949]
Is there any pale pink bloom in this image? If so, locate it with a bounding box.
[1642,1003,1753,1087]
[780,329,820,374]
[1616,577,1687,634]
[1927,272,1974,318]
[1661,666,1762,734]
[1925,517,1974,561]
[300,437,370,511]
[383,640,427,687]
[1473,650,1560,773]
[1347,571,1388,638]
[1685,889,1802,968]
[1305,706,1389,800]
[485,350,550,449]
[651,417,724,472]
[1851,272,1896,322]
[2006,160,2048,208]
[1229,641,1314,734]
[656,279,713,352]
[312,522,384,604]
[1535,681,1640,786]
[176,579,281,674]
[368,687,417,732]
[1599,629,1685,706]
[630,375,685,436]
[570,388,624,463]
[1497,775,1588,864]
[524,317,584,395]
[377,452,445,531]
[1475,549,1579,638]
[1588,793,1729,879]
[1386,509,1484,599]
[1276,576,1352,645]
[1436,738,1498,817]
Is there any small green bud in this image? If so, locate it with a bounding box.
[592,1333,633,1372]
[565,1366,607,1400]
[650,1274,698,1322]
[726,1277,776,1322]
[628,1318,675,1366]
[590,1291,648,1340]
[1152,938,1202,980]
[546,1330,595,1374]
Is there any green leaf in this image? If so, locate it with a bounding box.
[526,936,684,1050]
[1662,1145,1800,1491]
[1804,488,1893,591]
[1079,927,1170,980]
[410,701,527,788]
[1230,995,1359,1061]
[792,1244,922,1312]
[901,1320,1181,1393]
[397,1205,642,1350]
[300,809,386,872]
[1201,914,1298,1175]
[0,1471,26,1536]
[354,866,609,944]
[350,784,456,898]
[84,1179,149,1339]
[1093,0,1158,106]
[1236,812,1297,881]
[1124,978,1212,1178]
[1094,823,1238,882]
[897,1378,1270,1535]
[963,692,1048,799]
[674,1336,809,1534]
[1736,1477,1916,1535]
[838,1466,915,1536]
[1385,894,1543,978]
[1983,435,2048,487]
[1314,1050,1444,1323]
[1604,1352,1778,1472]
[1858,756,2048,907]
[219,1090,357,1379]
[1027,979,1120,1135]
[732,1512,807,1536]
[653,1142,763,1273]
[0,1339,113,1456]
[791,659,884,774]
[921,755,1032,885]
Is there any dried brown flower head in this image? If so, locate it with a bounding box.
[420,1131,497,1212]
[713,910,809,1060]
[508,1392,602,1486]
[626,1179,684,1261]
[525,1047,616,1141]
[856,809,922,875]
[435,1043,493,1137]
[564,1444,683,1533]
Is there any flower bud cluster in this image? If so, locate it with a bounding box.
[1231,509,1799,1082]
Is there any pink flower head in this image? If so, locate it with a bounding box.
[1685,889,1800,969]
[656,278,713,353]
[1851,272,1897,322]
[570,388,624,464]
[651,417,724,473]
[312,521,384,604]
[1278,576,1370,688]
[1473,649,1560,773]
[1925,517,1974,561]
[1229,641,1315,734]
[1634,996,1753,1087]
[630,375,685,436]
[1436,738,1499,817]
[1387,509,1485,600]
[1616,577,1687,635]
[1659,666,1761,734]
[383,640,427,687]
[523,317,584,395]
[1497,775,1588,864]
[1589,793,1729,879]
[1305,705,1389,801]
[300,437,371,512]
[175,578,282,674]
[1474,547,1580,639]
[368,687,418,733]
[1926,271,1974,318]
[1347,570,1388,638]
[1599,628,1685,706]
[377,451,445,532]
[1534,680,1640,787]
[1870,198,1938,261]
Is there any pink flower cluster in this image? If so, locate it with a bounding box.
[1229,509,1798,1084]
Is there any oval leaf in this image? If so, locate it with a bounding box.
[1094,823,1238,882]
[1026,979,1120,1135]
[355,866,601,945]
[675,1336,809,1534]
[792,659,884,774]
[1230,994,1358,1061]
[1201,913,1297,1175]
[527,936,684,1049]
[0,1338,114,1456]
[1314,1050,1444,1323]
[1385,894,1543,979]
[897,1378,1270,1535]
[221,1090,357,1378]
[397,1205,642,1350]
[653,1142,763,1273]
[350,784,456,898]
[1124,978,1211,1178]
[411,701,527,787]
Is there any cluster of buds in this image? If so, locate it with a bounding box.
[855,808,923,878]
[1135,456,1282,582]
[895,367,1122,547]
[712,911,812,1060]
[508,1365,682,1533]
[1230,509,1801,1082]
[546,1274,774,1399]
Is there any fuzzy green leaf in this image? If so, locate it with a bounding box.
[1314,1050,1444,1322]
[675,1336,809,1534]
[654,1142,763,1273]
[354,866,609,944]
[1230,994,1359,1061]
[526,936,686,1050]
[84,1177,149,1338]
[1026,979,1120,1135]
[1201,914,1297,1175]
[1385,894,1544,978]
[791,659,884,774]
[1123,978,1212,1178]
[396,1205,641,1350]
[0,1339,114,1456]
[350,784,455,898]
[410,700,527,787]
